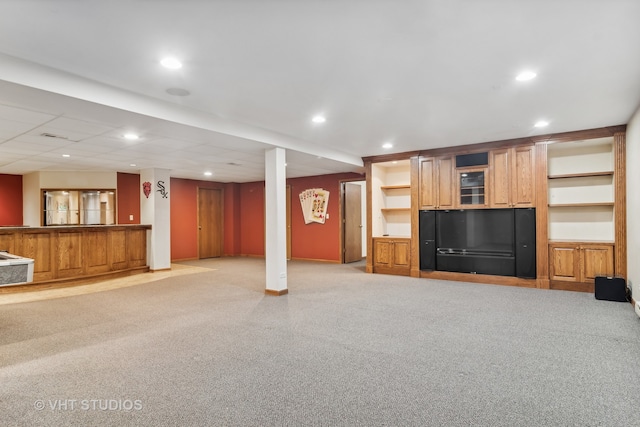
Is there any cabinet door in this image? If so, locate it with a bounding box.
[581,245,614,282]
[436,156,455,209]
[490,149,511,208]
[511,145,536,207]
[458,167,488,208]
[419,157,436,209]
[549,245,580,282]
[374,239,392,267]
[393,239,410,267]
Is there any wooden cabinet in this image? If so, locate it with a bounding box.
[490,145,535,208]
[0,225,150,285]
[419,156,454,209]
[373,237,411,276]
[457,167,488,208]
[549,242,614,290]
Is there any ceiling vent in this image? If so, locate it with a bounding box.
[40,132,69,140]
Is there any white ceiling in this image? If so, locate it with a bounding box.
[0,0,639,183]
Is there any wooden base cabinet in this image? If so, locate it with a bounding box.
[549,242,614,291]
[0,225,150,286]
[373,237,411,276]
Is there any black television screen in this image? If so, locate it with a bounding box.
[436,209,514,255]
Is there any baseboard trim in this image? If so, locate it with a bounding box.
[265,289,289,296]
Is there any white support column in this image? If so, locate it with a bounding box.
[140,168,171,271]
[264,147,288,295]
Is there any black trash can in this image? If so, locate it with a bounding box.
[594,276,628,302]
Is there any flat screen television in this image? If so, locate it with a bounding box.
[436,209,514,255]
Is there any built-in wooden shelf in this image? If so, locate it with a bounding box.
[548,171,614,179]
[381,207,411,213]
[380,184,411,190]
[548,202,614,208]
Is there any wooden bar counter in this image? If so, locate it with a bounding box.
[0,224,151,290]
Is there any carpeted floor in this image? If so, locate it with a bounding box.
[1,257,639,426]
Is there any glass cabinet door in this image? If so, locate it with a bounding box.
[458,169,487,206]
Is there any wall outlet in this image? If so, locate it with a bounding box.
[129,214,134,221]
[635,302,640,319]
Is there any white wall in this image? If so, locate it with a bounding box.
[626,105,640,303]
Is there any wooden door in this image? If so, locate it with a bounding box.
[198,188,223,259]
[393,239,410,267]
[287,185,291,260]
[549,244,580,282]
[436,156,455,209]
[490,148,511,208]
[511,145,536,207]
[419,157,436,209]
[343,182,363,263]
[582,245,614,282]
[373,238,392,267]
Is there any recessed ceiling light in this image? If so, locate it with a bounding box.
[161,57,182,69]
[130,163,137,167]
[62,154,70,158]
[312,116,326,124]
[516,71,537,81]
[382,142,393,149]
[123,133,139,140]
[204,171,213,176]
[534,120,549,128]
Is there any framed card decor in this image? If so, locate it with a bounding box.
[299,188,330,224]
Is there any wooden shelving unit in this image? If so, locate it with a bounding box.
[546,136,620,291]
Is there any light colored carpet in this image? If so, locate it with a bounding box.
[1,257,639,426]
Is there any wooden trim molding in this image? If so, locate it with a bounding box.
[420,270,538,288]
[614,132,627,279]
[265,289,289,296]
[365,161,374,273]
[535,142,549,289]
[362,125,628,163]
[410,156,420,278]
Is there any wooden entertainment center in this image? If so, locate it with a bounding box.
[364,125,626,292]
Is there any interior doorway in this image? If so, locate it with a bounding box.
[342,181,366,263]
[198,188,223,259]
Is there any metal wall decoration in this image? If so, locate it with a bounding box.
[156,181,169,199]
[299,188,330,224]
[142,182,152,198]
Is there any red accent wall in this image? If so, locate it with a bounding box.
[224,183,242,256]
[287,173,363,261]
[167,172,363,262]
[170,178,227,261]
[238,181,265,256]
[117,172,140,224]
[0,174,23,226]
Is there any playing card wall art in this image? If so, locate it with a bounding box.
[298,188,330,224]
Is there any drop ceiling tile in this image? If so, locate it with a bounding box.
[28,125,96,142]
[0,104,56,124]
[45,117,115,136]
